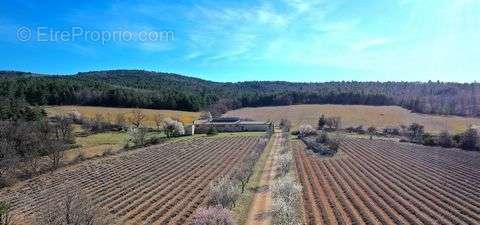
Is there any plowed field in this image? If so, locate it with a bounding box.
[294,138,480,225]
[0,136,264,225]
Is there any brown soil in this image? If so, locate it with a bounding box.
[245,131,282,225]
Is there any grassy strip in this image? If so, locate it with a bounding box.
[232,133,275,225]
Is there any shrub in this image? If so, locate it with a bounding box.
[298,124,317,138]
[127,126,147,147]
[271,176,302,206]
[290,130,300,136]
[271,176,302,225]
[460,128,479,151]
[367,126,377,139]
[327,134,342,151]
[163,118,185,138]
[206,126,218,136]
[383,127,400,136]
[280,118,292,132]
[316,132,329,144]
[192,205,234,225]
[355,125,366,134]
[438,131,453,148]
[318,115,326,130]
[207,176,239,209]
[271,198,300,225]
[277,153,292,177]
[345,127,355,133]
[408,123,425,142]
[421,133,435,146]
[325,117,341,130]
[147,136,164,145]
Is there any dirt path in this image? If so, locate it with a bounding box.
[245,130,282,225]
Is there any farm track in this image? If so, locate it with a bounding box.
[0,136,263,225]
[294,138,480,225]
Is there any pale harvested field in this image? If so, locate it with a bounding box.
[46,106,200,127]
[225,104,480,134]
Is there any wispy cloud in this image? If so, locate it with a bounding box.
[352,38,391,52]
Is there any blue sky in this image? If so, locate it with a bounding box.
[0,0,479,82]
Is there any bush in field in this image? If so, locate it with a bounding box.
[421,133,435,146]
[316,132,329,144]
[460,128,479,151]
[271,176,302,207]
[81,114,118,133]
[35,188,117,225]
[127,126,147,147]
[325,117,341,130]
[280,118,292,132]
[298,124,317,138]
[318,115,326,130]
[367,126,377,139]
[408,123,425,142]
[271,176,302,225]
[163,118,185,138]
[271,198,301,225]
[277,153,292,177]
[206,126,218,136]
[438,131,453,148]
[327,134,342,151]
[192,205,234,225]
[207,176,239,209]
[383,127,400,136]
[354,125,365,134]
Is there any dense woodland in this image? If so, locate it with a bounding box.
[1,70,479,118]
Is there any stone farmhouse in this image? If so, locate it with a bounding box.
[193,117,272,134]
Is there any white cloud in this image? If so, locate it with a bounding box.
[352,38,391,52]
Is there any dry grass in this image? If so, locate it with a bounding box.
[46,106,201,127]
[225,104,480,134]
[63,132,127,162]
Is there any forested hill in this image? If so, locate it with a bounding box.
[0,70,479,117]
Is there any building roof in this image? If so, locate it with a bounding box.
[210,117,241,123]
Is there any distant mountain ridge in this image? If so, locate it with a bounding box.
[0,70,479,117]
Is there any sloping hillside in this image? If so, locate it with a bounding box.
[1,70,479,117]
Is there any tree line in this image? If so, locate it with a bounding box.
[1,70,479,117]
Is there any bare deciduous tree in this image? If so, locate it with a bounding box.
[130,110,145,128]
[207,176,239,209]
[231,165,252,193]
[277,154,292,177]
[36,187,117,225]
[45,140,65,170]
[367,126,377,140]
[192,205,234,225]
[154,114,163,131]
